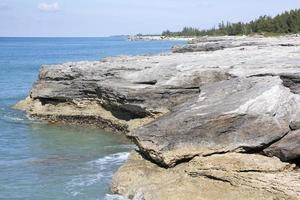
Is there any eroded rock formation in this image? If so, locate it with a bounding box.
[129,76,299,167]
[15,35,300,199]
[112,152,299,200]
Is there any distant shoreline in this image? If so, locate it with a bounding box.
[128,35,195,41]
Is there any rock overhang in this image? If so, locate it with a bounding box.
[14,35,300,167]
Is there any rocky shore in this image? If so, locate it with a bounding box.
[15,35,300,199]
[128,35,194,41]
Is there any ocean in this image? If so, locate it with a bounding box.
[0,37,185,200]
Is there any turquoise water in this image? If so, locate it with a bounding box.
[0,37,185,200]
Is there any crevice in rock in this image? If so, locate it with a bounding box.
[203,151,230,157]
[170,156,197,167]
[188,172,234,186]
[238,131,291,154]
[279,43,298,47]
[37,97,68,105]
[167,86,200,90]
[102,104,150,121]
[289,157,300,167]
[133,80,157,85]
[133,146,197,169]
[247,73,276,78]
[280,74,300,94]
[131,130,293,169]
[238,169,276,173]
[135,149,168,168]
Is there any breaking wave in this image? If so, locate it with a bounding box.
[104,194,129,200]
[65,152,130,197]
[88,152,130,167]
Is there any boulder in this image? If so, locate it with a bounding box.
[264,130,300,161]
[290,114,300,130]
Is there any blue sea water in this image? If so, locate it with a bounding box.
[0,37,185,200]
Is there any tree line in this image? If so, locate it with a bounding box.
[162,9,300,37]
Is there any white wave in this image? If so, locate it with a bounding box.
[1,113,42,124]
[88,152,130,167]
[65,173,104,196]
[104,144,135,150]
[65,152,130,197]
[6,116,24,121]
[104,194,129,200]
[2,115,25,122]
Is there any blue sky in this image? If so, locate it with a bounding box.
[1,0,300,37]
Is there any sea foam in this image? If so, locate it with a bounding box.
[65,152,129,197]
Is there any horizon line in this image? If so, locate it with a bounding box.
[0,35,132,38]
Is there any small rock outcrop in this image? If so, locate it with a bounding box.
[171,36,267,53]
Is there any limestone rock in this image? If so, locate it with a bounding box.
[290,113,300,130]
[112,152,299,200]
[17,36,300,133]
[172,36,267,53]
[172,41,263,53]
[128,76,299,167]
[264,130,300,161]
[14,35,300,199]
[280,73,300,95]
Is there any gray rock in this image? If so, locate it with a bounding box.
[172,37,267,53]
[280,73,300,95]
[264,130,300,161]
[128,76,299,167]
[290,114,300,130]
[96,82,200,118]
[15,35,300,162]
[14,36,300,197]
[21,57,234,131]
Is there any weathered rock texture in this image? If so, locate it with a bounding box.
[129,76,299,167]
[172,35,298,53]
[264,130,300,162]
[15,35,300,199]
[112,152,300,200]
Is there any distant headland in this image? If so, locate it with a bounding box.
[129,8,300,41]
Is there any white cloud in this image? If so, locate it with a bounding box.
[38,2,60,12]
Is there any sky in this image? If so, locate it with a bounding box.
[0,0,300,37]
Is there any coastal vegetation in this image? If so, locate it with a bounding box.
[162,9,300,37]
